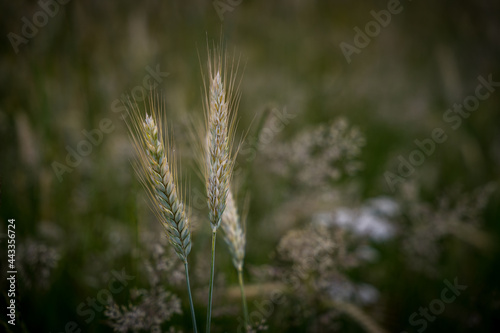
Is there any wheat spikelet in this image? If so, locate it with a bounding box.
[221,189,246,271]
[127,95,192,263]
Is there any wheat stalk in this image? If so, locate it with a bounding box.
[126,95,197,332]
[202,44,241,332]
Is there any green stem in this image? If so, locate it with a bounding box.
[184,262,198,333]
[238,268,250,331]
[206,229,217,332]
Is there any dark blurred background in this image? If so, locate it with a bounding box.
[1,1,500,332]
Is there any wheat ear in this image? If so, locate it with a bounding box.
[221,189,246,270]
[126,95,197,332]
[203,45,241,332]
[206,69,233,231]
[221,189,249,329]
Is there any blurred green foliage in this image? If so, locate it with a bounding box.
[1,1,500,332]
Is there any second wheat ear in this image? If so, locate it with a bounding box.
[221,189,249,329]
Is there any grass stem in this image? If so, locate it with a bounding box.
[206,229,217,332]
[184,262,198,333]
[238,268,249,331]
